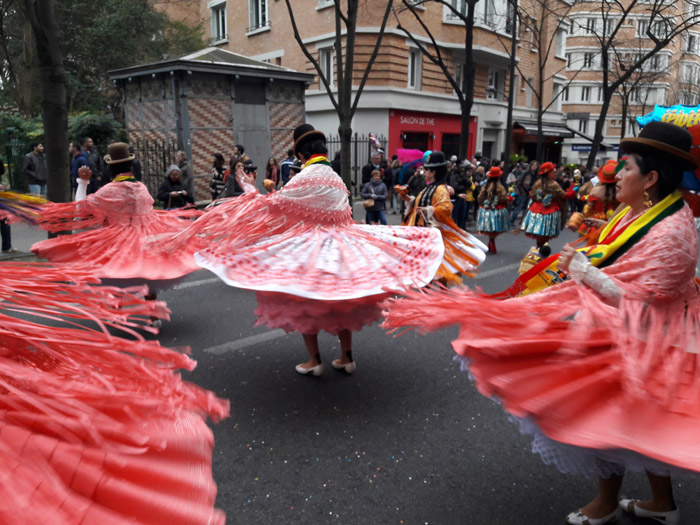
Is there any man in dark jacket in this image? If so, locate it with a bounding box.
[361,152,384,185]
[82,137,106,187]
[22,141,47,196]
[157,165,194,209]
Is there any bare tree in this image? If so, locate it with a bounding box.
[24,0,69,202]
[282,0,394,193]
[615,62,667,141]
[395,0,477,161]
[511,0,573,161]
[575,0,700,170]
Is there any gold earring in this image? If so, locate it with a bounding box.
[643,191,652,209]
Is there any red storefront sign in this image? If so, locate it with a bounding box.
[388,109,477,160]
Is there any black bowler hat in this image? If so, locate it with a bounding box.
[423,151,449,168]
[621,121,698,171]
[293,124,326,155]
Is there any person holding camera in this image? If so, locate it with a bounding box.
[221,159,256,198]
[158,165,194,209]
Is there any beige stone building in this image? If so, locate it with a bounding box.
[156,0,572,165]
[561,1,699,166]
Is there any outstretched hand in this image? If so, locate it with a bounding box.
[78,166,92,180]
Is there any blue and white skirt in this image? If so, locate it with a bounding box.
[477,207,509,233]
[521,210,561,238]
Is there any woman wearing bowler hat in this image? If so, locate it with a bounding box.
[32,142,206,326]
[183,124,445,376]
[384,121,700,524]
[400,150,487,282]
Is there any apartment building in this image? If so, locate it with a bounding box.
[561,1,700,166]
[157,0,570,163]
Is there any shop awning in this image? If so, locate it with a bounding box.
[513,121,573,138]
[566,127,615,150]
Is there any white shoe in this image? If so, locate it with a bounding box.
[295,363,324,376]
[565,507,622,525]
[619,499,680,525]
[331,359,356,374]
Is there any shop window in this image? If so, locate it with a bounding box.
[441,133,461,160]
[402,132,430,151]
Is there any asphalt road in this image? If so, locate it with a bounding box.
[7,212,700,524]
[149,222,700,525]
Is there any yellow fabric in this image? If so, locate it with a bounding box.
[519,190,683,296]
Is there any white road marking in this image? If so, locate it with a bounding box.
[475,262,520,279]
[203,329,287,354]
[173,277,221,290]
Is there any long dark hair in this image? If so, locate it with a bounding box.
[604,182,617,203]
[213,152,225,171]
[631,153,684,200]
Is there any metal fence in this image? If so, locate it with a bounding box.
[1,134,178,199]
[131,139,179,197]
[2,133,29,192]
[326,133,387,196]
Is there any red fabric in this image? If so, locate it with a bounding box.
[528,201,560,214]
[384,205,700,472]
[33,181,205,281]
[0,263,229,523]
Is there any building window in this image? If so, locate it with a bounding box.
[578,119,589,134]
[487,68,505,100]
[319,47,334,87]
[210,2,227,42]
[583,52,594,68]
[652,20,668,38]
[581,86,591,102]
[555,28,566,58]
[526,77,534,108]
[586,18,597,34]
[249,0,269,32]
[604,18,616,36]
[597,86,603,101]
[637,19,649,37]
[562,86,569,102]
[631,87,641,103]
[688,35,698,53]
[454,61,466,93]
[552,82,563,111]
[408,49,422,89]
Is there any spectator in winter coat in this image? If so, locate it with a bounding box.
[175,150,195,197]
[157,165,194,209]
[360,169,388,225]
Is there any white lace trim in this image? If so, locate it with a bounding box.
[568,251,622,305]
